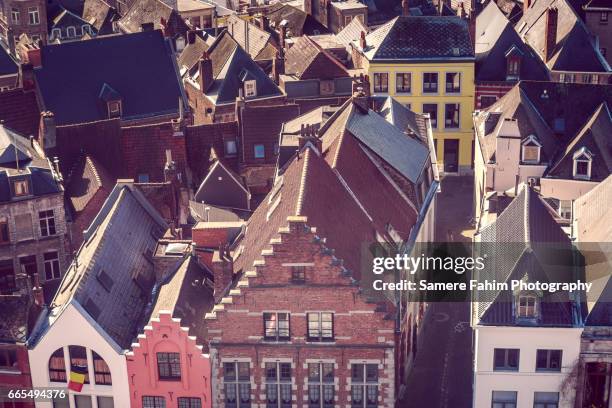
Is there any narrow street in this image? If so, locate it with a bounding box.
[399,176,475,408]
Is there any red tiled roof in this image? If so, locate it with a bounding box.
[0,88,40,137]
[285,36,350,80]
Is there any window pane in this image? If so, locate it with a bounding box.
[265,362,277,381]
[238,362,250,380]
[279,363,291,381]
[352,364,364,382]
[366,364,378,382]
[322,363,334,383]
[308,363,320,381]
[224,362,236,381]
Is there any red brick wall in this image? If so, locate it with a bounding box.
[475,82,514,109]
[206,217,396,407]
[121,122,187,183]
[0,345,35,408]
[185,121,239,183]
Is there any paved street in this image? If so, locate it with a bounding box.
[399,176,475,408]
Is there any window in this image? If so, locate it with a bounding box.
[82,25,91,35]
[559,200,572,220]
[254,144,265,159]
[573,150,592,180]
[244,80,257,97]
[93,352,112,385]
[225,140,238,157]
[308,363,334,408]
[96,397,114,408]
[13,180,29,197]
[521,136,541,163]
[28,7,39,25]
[11,8,19,23]
[224,362,251,408]
[51,28,61,39]
[344,15,352,25]
[44,252,61,280]
[265,362,291,408]
[600,11,608,23]
[492,391,517,408]
[307,312,334,342]
[396,73,411,93]
[493,349,519,371]
[518,295,536,318]
[422,104,438,128]
[178,398,201,408]
[291,266,305,283]
[143,396,166,408]
[559,73,574,83]
[0,260,15,294]
[263,312,290,341]
[49,348,67,382]
[137,174,149,183]
[445,72,461,93]
[0,349,18,370]
[0,218,8,244]
[373,73,388,93]
[536,350,562,372]
[108,101,121,118]
[69,346,89,384]
[507,58,520,78]
[66,26,76,37]
[534,392,559,408]
[39,210,56,237]
[96,269,114,292]
[74,395,92,408]
[157,352,181,380]
[444,104,460,129]
[422,73,438,93]
[351,364,378,408]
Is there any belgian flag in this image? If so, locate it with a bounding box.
[68,366,87,392]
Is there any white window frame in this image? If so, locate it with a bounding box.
[264,361,292,408]
[39,209,56,237]
[307,362,335,408]
[572,148,592,180]
[225,139,237,157]
[51,28,62,39]
[350,363,379,408]
[445,72,461,94]
[28,7,39,25]
[44,251,61,280]
[559,200,572,220]
[372,72,389,94]
[395,72,411,94]
[67,26,76,38]
[11,8,20,24]
[521,135,541,164]
[244,80,257,97]
[422,72,439,94]
[223,360,251,408]
[517,294,536,318]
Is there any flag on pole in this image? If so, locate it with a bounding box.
[68,367,87,392]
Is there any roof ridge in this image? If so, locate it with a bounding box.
[294,148,311,216]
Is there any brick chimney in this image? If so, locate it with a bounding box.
[20,63,35,90]
[279,20,288,51]
[402,0,410,16]
[27,47,42,68]
[544,7,558,62]
[198,51,213,92]
[272,50,284,83]
[259,14,270,31]
[31,273,44,307]
[360,31,367,50]
[212,244,233,302]
[39,111,56,149]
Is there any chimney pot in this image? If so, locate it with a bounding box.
[198,51,214,93]
[359,31,367,50]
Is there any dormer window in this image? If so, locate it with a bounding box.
[244,80,257,98]
[521,135,541,164]
[518,295,536,318]
[573,147,592,180]
[108,101,121,118]
[13,180,29,197]
[505,45,523,81]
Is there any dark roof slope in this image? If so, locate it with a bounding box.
[177,32,214,74]
[117,0,188,34]
[475,2,549,82]
[517,0,609,72]
[0,46,18,76]
[82,0,116,34]
[50,183,167,349]
[476,185,579,327]
[380,96,428,142]
[284,36,349,80]
[0,89,40,137]
[0,295,35,344]
[355,16,474,61]
[35,30,185,125]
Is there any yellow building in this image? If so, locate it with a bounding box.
[351,16,476,174]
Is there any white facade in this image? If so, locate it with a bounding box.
[28,302,130,408]
[473,325,583,408]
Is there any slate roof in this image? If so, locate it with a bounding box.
[266,3,306,35]
[148,255,214,344]
[117,0,189,34]
[82,0,116,34]
[226,14,278,61]
[0,88,40,137]
[475,185,579,327]
[516,0,610,72]
[547,103,612,181]
[66,155,114,213]
[48,183,167,350]
[34,30,185,125]
[194,159,249,210]
[0,46,18,76]
[177,32,215,75]
[51,7,97,37]
[188,31,282,104]
[0,124,61,202]
[380,96,428,142]
[475,2,549,82]
[583,0,612,8]
[284,35,349,80]
[354,16,474,61]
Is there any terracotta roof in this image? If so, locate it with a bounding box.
[284,35,349,80]
[0,88,40,138]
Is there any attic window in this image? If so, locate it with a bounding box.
[96,268,114,292]
[518,294,536,318]
[244,80,257,98]
[573,148,592,180]
[521,135,541,164]
[108,101,122,119]
[13,180,29,197]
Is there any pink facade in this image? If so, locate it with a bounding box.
[126,312,211,408]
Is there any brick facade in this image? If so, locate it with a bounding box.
[0,0,48,51]
[475,82,514,110]
[205,217,397,408]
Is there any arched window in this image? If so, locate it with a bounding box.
[67,26,76,38]
[49,348,67,382]
[93,351,112,385]
[68,345,89,384]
